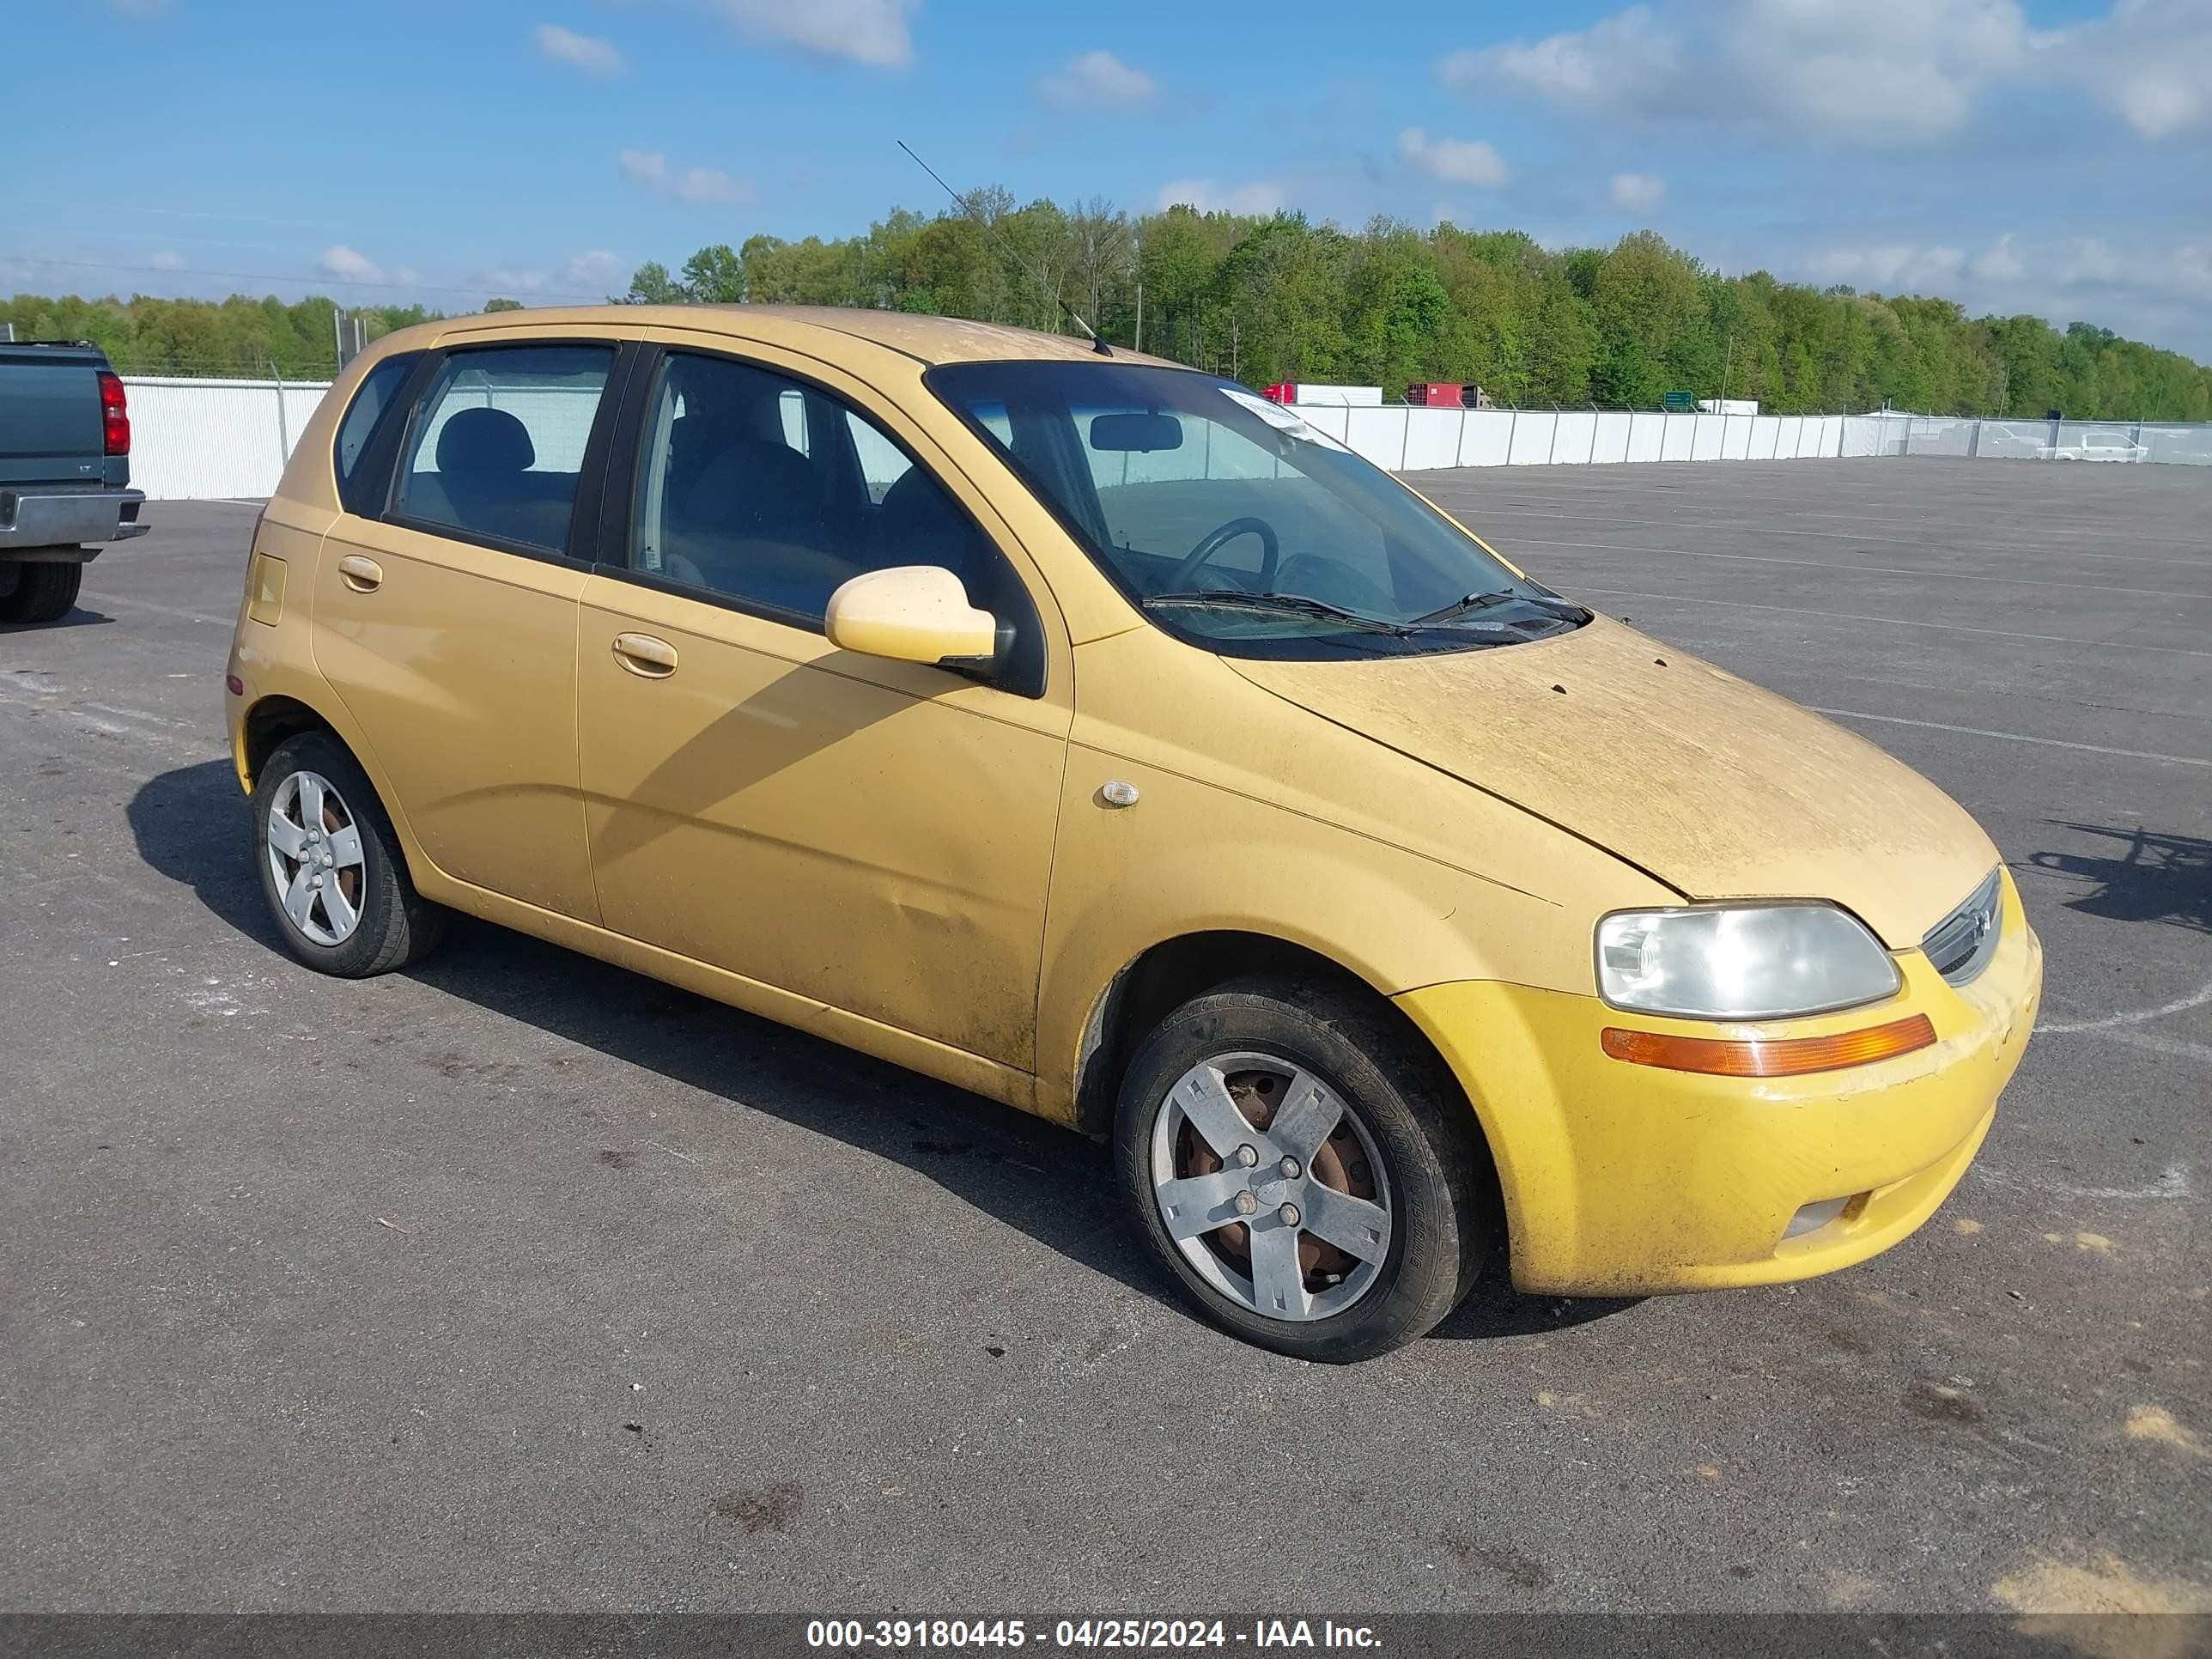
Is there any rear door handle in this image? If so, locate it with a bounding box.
[337,555,383,592]
[611,632,679,678]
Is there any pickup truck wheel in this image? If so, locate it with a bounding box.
[1114,975,1491,1363]
[252,732,447,976]
[0,560,83,624]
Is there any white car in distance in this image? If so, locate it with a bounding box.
[2039,428,2147,461]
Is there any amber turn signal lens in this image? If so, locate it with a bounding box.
[1600,1013,1936,1078]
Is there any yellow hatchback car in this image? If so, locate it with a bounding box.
[225,306,2042,1360]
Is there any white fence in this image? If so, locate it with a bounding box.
[122,376,331,501]
[1286,404,2212,471]
[118,377,2212,502]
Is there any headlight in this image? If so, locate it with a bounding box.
[1595,904,1900,1019]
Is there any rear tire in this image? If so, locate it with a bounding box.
[252,731,447,976]
[0,560,83,624]
[1114,974,1492,1363]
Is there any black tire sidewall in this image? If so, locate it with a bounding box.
[1113,980,1483,1363]
[252,734,410,975]
[0,560,83,624]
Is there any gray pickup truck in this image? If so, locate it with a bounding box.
[0,340,149,624]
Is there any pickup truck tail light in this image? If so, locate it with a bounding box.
[98,370,131,456]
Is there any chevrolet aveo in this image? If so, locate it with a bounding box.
[225,306,2042,1361]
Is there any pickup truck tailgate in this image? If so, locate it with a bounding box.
[0,346,106,486]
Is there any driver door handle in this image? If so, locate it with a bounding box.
[611,632,679,678]
[336,555,383,592]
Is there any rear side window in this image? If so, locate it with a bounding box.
[393,344,614,554]
[333,351,418,514]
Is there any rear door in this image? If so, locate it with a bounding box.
[312,338,629,921]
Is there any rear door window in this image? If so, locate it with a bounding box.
[393,344,614,555]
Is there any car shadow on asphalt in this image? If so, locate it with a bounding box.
[131,757,1623,1347]
[2027,823,2210,936]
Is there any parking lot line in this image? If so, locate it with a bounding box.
[1510,538,2209,599]
[1808,707,2210,765]
[1455,504,2212,564]
[1576,586,2212,658]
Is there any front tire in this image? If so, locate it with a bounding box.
[0,560,83,624]
[1114,975,1492,1362]
[252,731,446,976]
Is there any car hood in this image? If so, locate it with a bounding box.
[1227,615,1996,947]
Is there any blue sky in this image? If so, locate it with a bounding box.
[6,0,2209,359]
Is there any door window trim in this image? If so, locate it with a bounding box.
[593,341,1048,698]
[371,337,641,571]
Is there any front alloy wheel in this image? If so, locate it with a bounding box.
[1151,1054,1392,1322]
[1115,975,1490,1362]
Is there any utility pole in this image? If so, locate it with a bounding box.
[1133,283,1143,354]
[1721,333,1735,402]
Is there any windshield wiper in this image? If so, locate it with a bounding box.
[1143,590,1413,634]
[1411,588,1587,628]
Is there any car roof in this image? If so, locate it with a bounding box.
[432,303,1182,370]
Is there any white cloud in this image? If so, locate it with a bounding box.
[562,250,624,287]
[149,251,185,270]
[1610,172,1666,214]
[536,24,623,76]
[1442,6,1681,109]
[1801,231,2212,345]
[1806,244,1968,289]
[471,267,547,295]
[319,246,384,283]
[1445,0,2212,145]
[698,0,915,69]
[1041,50,1158,106]
[1395,128,1509,188]
[2030,0,2212,137]
[1971,234,2028,284]
[617,149,753,206]
[1156,179,1286,216]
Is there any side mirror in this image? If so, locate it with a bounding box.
[825,565,1000,671]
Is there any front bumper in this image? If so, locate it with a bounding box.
[0,485,149,552]
[1396,872,2042,1296]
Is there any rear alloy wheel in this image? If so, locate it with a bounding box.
[264,768,368,948]
[1115,975,1490,1362]
[252,732,446,976]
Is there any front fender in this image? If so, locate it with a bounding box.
[1032,747,1653,1123]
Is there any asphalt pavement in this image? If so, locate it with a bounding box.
[1,459,2205,1617]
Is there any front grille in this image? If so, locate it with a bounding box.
[1923,867,2004,985]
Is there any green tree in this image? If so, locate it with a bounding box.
[12,196,2209,417]
[678,245,745,304]
[621,262,685,305]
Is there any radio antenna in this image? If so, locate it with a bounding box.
[897,139,1111,356]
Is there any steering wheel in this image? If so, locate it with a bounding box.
[1170,516,1279,590]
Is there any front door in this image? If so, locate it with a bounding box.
[575,344,1071,1069]
[313,340,619,921]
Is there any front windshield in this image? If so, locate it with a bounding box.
[926,360,1584,658]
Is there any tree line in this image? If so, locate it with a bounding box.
[9,191,2208,420]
